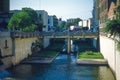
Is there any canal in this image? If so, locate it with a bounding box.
[0,53,115,80]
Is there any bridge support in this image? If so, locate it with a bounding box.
[67,38,71,54]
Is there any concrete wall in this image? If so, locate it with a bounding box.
[12,38,38,65]
[0,32,12,57]
[116,50,120,80]
[43,38,50,48]
[0,32,40,69]
[0,32,14,70]
[100,35,120,80]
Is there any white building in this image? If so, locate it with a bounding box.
[36,10,48,31]
[87,18,92,30]
[79,19,92,30]
[78,21,83,27]
[36,10,50,48]
[48,16,54,31]
[83,20,87,27]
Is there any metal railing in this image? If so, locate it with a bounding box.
[10,31,99,38]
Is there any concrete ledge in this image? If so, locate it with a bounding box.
[21,58,53,64]
[21,54,59,64]
[76,59,108,65]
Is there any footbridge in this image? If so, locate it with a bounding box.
[11,31,99,54]
[11,31,98,38]
[39,31,98,38]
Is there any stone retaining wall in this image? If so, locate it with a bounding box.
[0,32,40,69]
[12,37,38,65]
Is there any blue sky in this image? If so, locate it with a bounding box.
[10,0,93,20]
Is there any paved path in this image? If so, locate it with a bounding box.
[21,58,54,64]
[76,59,108,65]
[21,54,58,64]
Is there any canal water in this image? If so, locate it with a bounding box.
[0,54,115,80]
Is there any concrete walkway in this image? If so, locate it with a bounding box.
[21,54,58,64]
[21,58,54,64]
[76,59,108,65]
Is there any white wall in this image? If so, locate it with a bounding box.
[116,50,120,80]
[43,38,50,48]
[79,21,83,26]
[100,35,120,80]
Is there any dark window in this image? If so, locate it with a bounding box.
[4,40,8,48]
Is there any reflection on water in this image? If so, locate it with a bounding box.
[0,54,115,80]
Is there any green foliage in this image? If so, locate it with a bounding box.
[115,4,120,19]
[65,22,73,28]
[78,51,104,59]
[73,18,82,25]
[8,7,38,32]
[59,21,66,30]
[8,13,20,30]
[104,19,120,37]
[117,42,120,51]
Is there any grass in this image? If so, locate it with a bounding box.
[30,40,64,58]
[31,51,58,58]
[78,51,104,59]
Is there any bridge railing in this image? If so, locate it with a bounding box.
[10,31,40,38]
[10,31,99,38]
[39,31,99,38]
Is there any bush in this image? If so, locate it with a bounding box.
[78,51,104,59]
[104,19,120,37]
[117,42,120,51]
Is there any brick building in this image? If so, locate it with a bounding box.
[99,0,109,28]
[0,0,10,31]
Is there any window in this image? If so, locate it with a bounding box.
[4,40,8,48]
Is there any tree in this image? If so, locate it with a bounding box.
[73,18,82,25]
[60,21,66,30]
[65,22,73,29]
[8,7,38,32]
[115,4,120,19]
[8,13,20,30]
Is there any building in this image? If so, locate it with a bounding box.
[92,0,99,50]
[99,0,109,29]
[0,0,10,31]
[48,16,54,31]
[92,0,99,32]
[36,10,48,31]
[108,0,117,20]
[78,21,83,27]
[36,10,50,48]
[67,18,76,23]
[67,18,81,26]
[78,19,92,30]
[0,0,9,13]
[115,0,120,19]
[53,15,58,31]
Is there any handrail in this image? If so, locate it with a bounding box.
[10,31,98,38]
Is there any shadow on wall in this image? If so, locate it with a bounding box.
[31,40,43,53]
[12,38,15,56]
[0,49,3,65]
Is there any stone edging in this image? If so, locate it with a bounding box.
[76,59,108,65]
